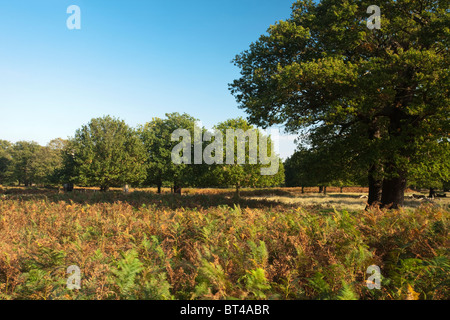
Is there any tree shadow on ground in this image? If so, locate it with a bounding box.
[0,188,297,210]
[324,193,367,199]
[239,188,296,198]
[3,187,443,211]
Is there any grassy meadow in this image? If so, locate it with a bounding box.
[0,186,448,300]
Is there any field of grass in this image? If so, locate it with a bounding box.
[0,186,448,300]
[242,188,450,212]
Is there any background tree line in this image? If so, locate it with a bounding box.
[0,114,284,196]
[1,111,447,199]
[284,145,450,196]
[0,138,66,187]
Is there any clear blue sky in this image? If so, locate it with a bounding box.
[0,0,298,159]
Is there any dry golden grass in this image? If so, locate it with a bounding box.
[246,192,450,211]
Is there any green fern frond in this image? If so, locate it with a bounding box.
[337,282,359,300]
[111,249,144,298]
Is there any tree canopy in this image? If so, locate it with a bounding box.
[70,116,147,191]
[138,112,203,193]
[211,118,285,197]
[0,140,12,185]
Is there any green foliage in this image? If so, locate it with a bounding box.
[108,247,174,300]
[16,269,57,299]
[8,141,40,186]
[0,140,12,185]
[0,140,67,187]
[141,272,173,300]
[337,282,358,300]
[247,240,268,268]
[243,268,271,299]
[307,272,331,299]
[32,139,68,186]
[71,116,147,190]
[44,138,70,185]
[385,256,450,300]
[111,249,144,298]
[230,0,450,207]
[195,258,231,298]
[138,113,204,191]
[211,118,285,197]
[285,145,364,189]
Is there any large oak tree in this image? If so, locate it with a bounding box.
[230,0,449,208]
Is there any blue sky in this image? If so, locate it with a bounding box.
[0,0,298,159]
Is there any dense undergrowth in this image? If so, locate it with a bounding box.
[0,189,448,300]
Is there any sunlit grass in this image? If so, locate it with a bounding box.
[247,192,450,211]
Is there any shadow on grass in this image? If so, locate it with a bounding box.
[3,187,443,211]
[324,193,367,199]
[240,190,370,200]
[0,188,297,210]
[239,188,296,198]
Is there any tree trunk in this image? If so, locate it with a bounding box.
[340,186,344,193]
[318,186,323,193]
[174,185,181,195]
[380,83,414,210]
[323,186,327,195]
[367,164,383,208]
[157,183,162,194]
[381,169,407,209]
[301,186,305,194]
[429,188,436,199]
[366,118,383,208]
[235,184,241,199]
[100,186,109,192]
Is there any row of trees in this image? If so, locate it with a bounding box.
[0,114,285,196]
[2,111,445,199]
[229,0,449,208]
[0,139,66,187]
[284,146,366,193]
[284,145,450,195]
